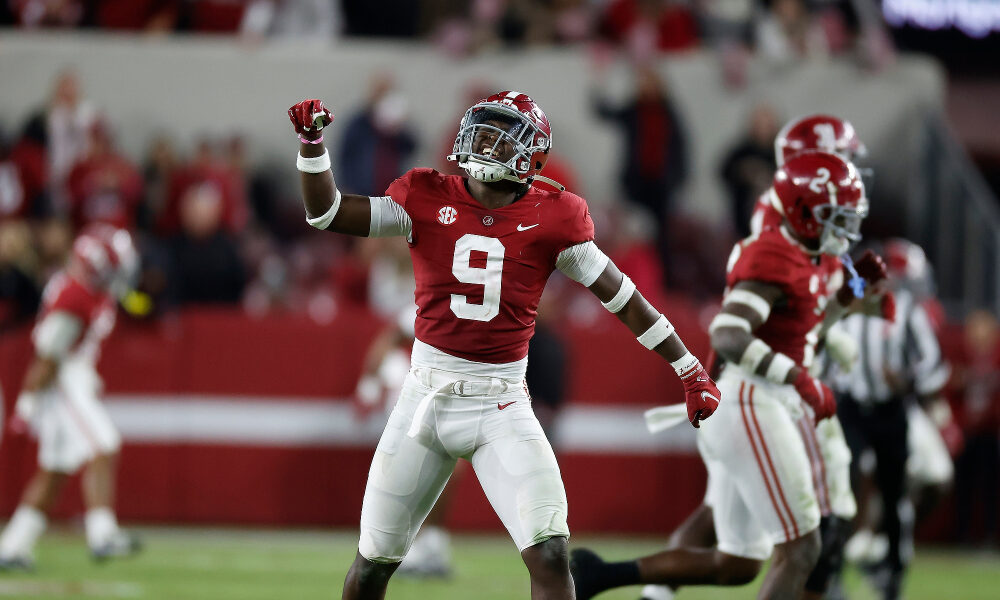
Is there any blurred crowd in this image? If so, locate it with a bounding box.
[0,8,997,548]
[0,1,896,76]
[0,63,783,331]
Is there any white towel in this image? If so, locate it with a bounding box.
[643,404,689,434]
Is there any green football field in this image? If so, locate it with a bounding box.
[1,527,998,599]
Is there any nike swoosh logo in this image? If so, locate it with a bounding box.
[696,377,708,382]
[498,401,516,410]
[516,223,539,232]
[701,392,719,404]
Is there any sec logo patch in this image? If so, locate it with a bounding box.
[437,206,458,226]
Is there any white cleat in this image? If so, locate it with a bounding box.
[639,584,675,600]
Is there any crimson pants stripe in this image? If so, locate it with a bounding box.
[747,384,800,539]
[738,381,791,541]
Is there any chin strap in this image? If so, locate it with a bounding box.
[450,154,566,192]
[529,174,565,191]
[840,253,867,299]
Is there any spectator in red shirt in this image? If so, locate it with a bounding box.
[159,138,247,236]
[598,0,699,59]
[66,120,143,231]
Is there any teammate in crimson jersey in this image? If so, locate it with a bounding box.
[0,224,141,571]
[569,152,890,600]
[582,116,876,600]
[288,91,721,599]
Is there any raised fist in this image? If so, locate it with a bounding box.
[792,369,837,421]
[678,361,721,428]
[288,99,333,138]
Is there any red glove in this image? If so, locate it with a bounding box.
[287,99,333,138]
[678,361,721,428]
[838,250,889,305]
[792,369,837,421]
[854,250,888,285]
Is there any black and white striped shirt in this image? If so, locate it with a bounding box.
[824,288,950,404]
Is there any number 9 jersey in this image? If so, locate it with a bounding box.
[385,168,594,364]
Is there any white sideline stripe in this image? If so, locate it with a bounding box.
[104,395,697,454]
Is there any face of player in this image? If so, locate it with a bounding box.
[472,121,518,163]
[814,204,865,256]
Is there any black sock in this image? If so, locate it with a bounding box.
[595,559,641,590]
[572,548,642,599]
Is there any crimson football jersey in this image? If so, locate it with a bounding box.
[386,168,594,363]
[36,271,116,364]
[748,191,782,237]
[725,227,843,367]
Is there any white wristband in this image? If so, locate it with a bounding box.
[306,188,341,230]
[602,274,636,313]
[671,351,700,378]
[637,314,675,350]
[296,149,331,174]
[740,339,773,373]
[765,352,795,384]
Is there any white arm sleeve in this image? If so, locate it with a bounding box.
[555,241,609,286]
[32,311,83,359]
[368,196,413,240]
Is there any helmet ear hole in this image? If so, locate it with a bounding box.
[535,161,542,170]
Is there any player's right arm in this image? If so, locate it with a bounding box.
[288,99,410,238]
[708,281,837,420]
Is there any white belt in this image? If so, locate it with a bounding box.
[407,368,522,438]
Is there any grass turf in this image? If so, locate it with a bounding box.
[1,527,998,599]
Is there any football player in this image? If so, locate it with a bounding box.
[579,115,870,600]
[0,224,141,571]
[647,114,870,600]
[571,152,890,600]
[287,91,721,599]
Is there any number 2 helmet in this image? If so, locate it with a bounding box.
[448,90,555,187]
[770,151,868,256]
[775,114,866,167]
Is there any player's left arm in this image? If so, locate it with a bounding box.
[556,242,720,427]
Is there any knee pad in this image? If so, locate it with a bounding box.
[805,516,850,593]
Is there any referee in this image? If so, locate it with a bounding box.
[824,243,950,600]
